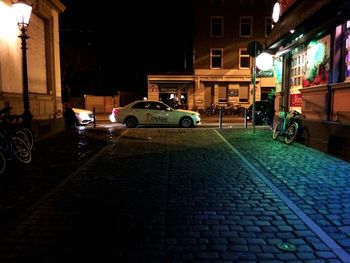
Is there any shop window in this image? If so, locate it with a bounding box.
[239,48,250,68]
[239,84,249,102]
[179,94,188,109]
[218,85,228,103]
[211,16,223,37]
[345,21,350,80]
[240,16,252,37]
[302,35,330,87]
[211,49,223,69]
[291,51,305,88]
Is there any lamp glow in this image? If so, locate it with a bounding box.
[256,52,274,71]
[272,2,281,23]
[12,1,32,29]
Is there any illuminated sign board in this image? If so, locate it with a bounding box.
[257,69,274,77]
[290,93,302,107]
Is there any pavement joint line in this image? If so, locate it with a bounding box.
[215,129,350,263]
[8,129,129,234]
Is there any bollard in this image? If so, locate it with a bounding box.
[219,108,222,129]
[93,107,96,128]
[244,108,247,128]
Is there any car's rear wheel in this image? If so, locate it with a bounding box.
[125,116,138,128]
[179,116,193,128]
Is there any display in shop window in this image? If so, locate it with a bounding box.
[274,57,283,92]
[290,93,302,107]
[302,35,330,87]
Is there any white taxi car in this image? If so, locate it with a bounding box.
[109,100,201,128]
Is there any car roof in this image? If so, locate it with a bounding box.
[126,100,170,106]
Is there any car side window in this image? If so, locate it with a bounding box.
[155,102,167,111]
[148,102,159,110]
[132,102,147,109]
[144,103,152,109]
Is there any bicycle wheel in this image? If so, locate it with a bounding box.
[21,128,34,150]
[10,136,32,164]
[0,150,6,175]
[15,130,31,150]
[285,122,298,144]
[272,121,282,140]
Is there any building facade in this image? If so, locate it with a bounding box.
[0,0,65,139]
[266,0,350,160]
[147,0,275,112]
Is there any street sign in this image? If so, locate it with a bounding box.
[247,41,263,57]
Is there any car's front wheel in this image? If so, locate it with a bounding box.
[125,116,138,128]
[179,116,193,128]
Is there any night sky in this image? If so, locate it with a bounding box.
[59,0,194,96]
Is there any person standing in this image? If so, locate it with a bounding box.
[63,103,78,129]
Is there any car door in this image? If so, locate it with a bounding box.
[147,102,175,125]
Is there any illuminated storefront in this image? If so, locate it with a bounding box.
[268,0,350,160]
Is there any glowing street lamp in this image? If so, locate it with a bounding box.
[256,52,274,71]
[12,0,33,128]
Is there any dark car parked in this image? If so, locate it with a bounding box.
[246,100,274,125]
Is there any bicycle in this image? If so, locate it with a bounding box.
[0,107,32,170]
[272,106,304,144]
[4,115,33,150]
[0,126,32,164]
[0,106,34,150]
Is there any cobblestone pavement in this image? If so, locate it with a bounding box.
[0,127,119,236]
[0,127,349,262]
[219,129,350,258]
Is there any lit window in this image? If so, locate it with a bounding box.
[239,48,250,68]
[346,34,350,79]
[345,20,350,79]
[240,16,252,37]
[211,16,223,37]
[290,50,305,87]
[211,49,223,69]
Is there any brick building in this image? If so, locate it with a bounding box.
[147,0,275,112]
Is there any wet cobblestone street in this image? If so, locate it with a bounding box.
[0,126,349,262]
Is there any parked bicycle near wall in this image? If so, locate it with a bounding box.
[0,122,32,168]
[0,106,33,174]
[272,105,304,144]
[0,106,34,150]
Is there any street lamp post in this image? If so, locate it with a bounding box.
[12,0,33,128]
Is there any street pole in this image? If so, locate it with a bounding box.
[252,56,256,134]
[19,26,32,128]
[247,40,262,134]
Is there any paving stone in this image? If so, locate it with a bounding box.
[0,128,349,262]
